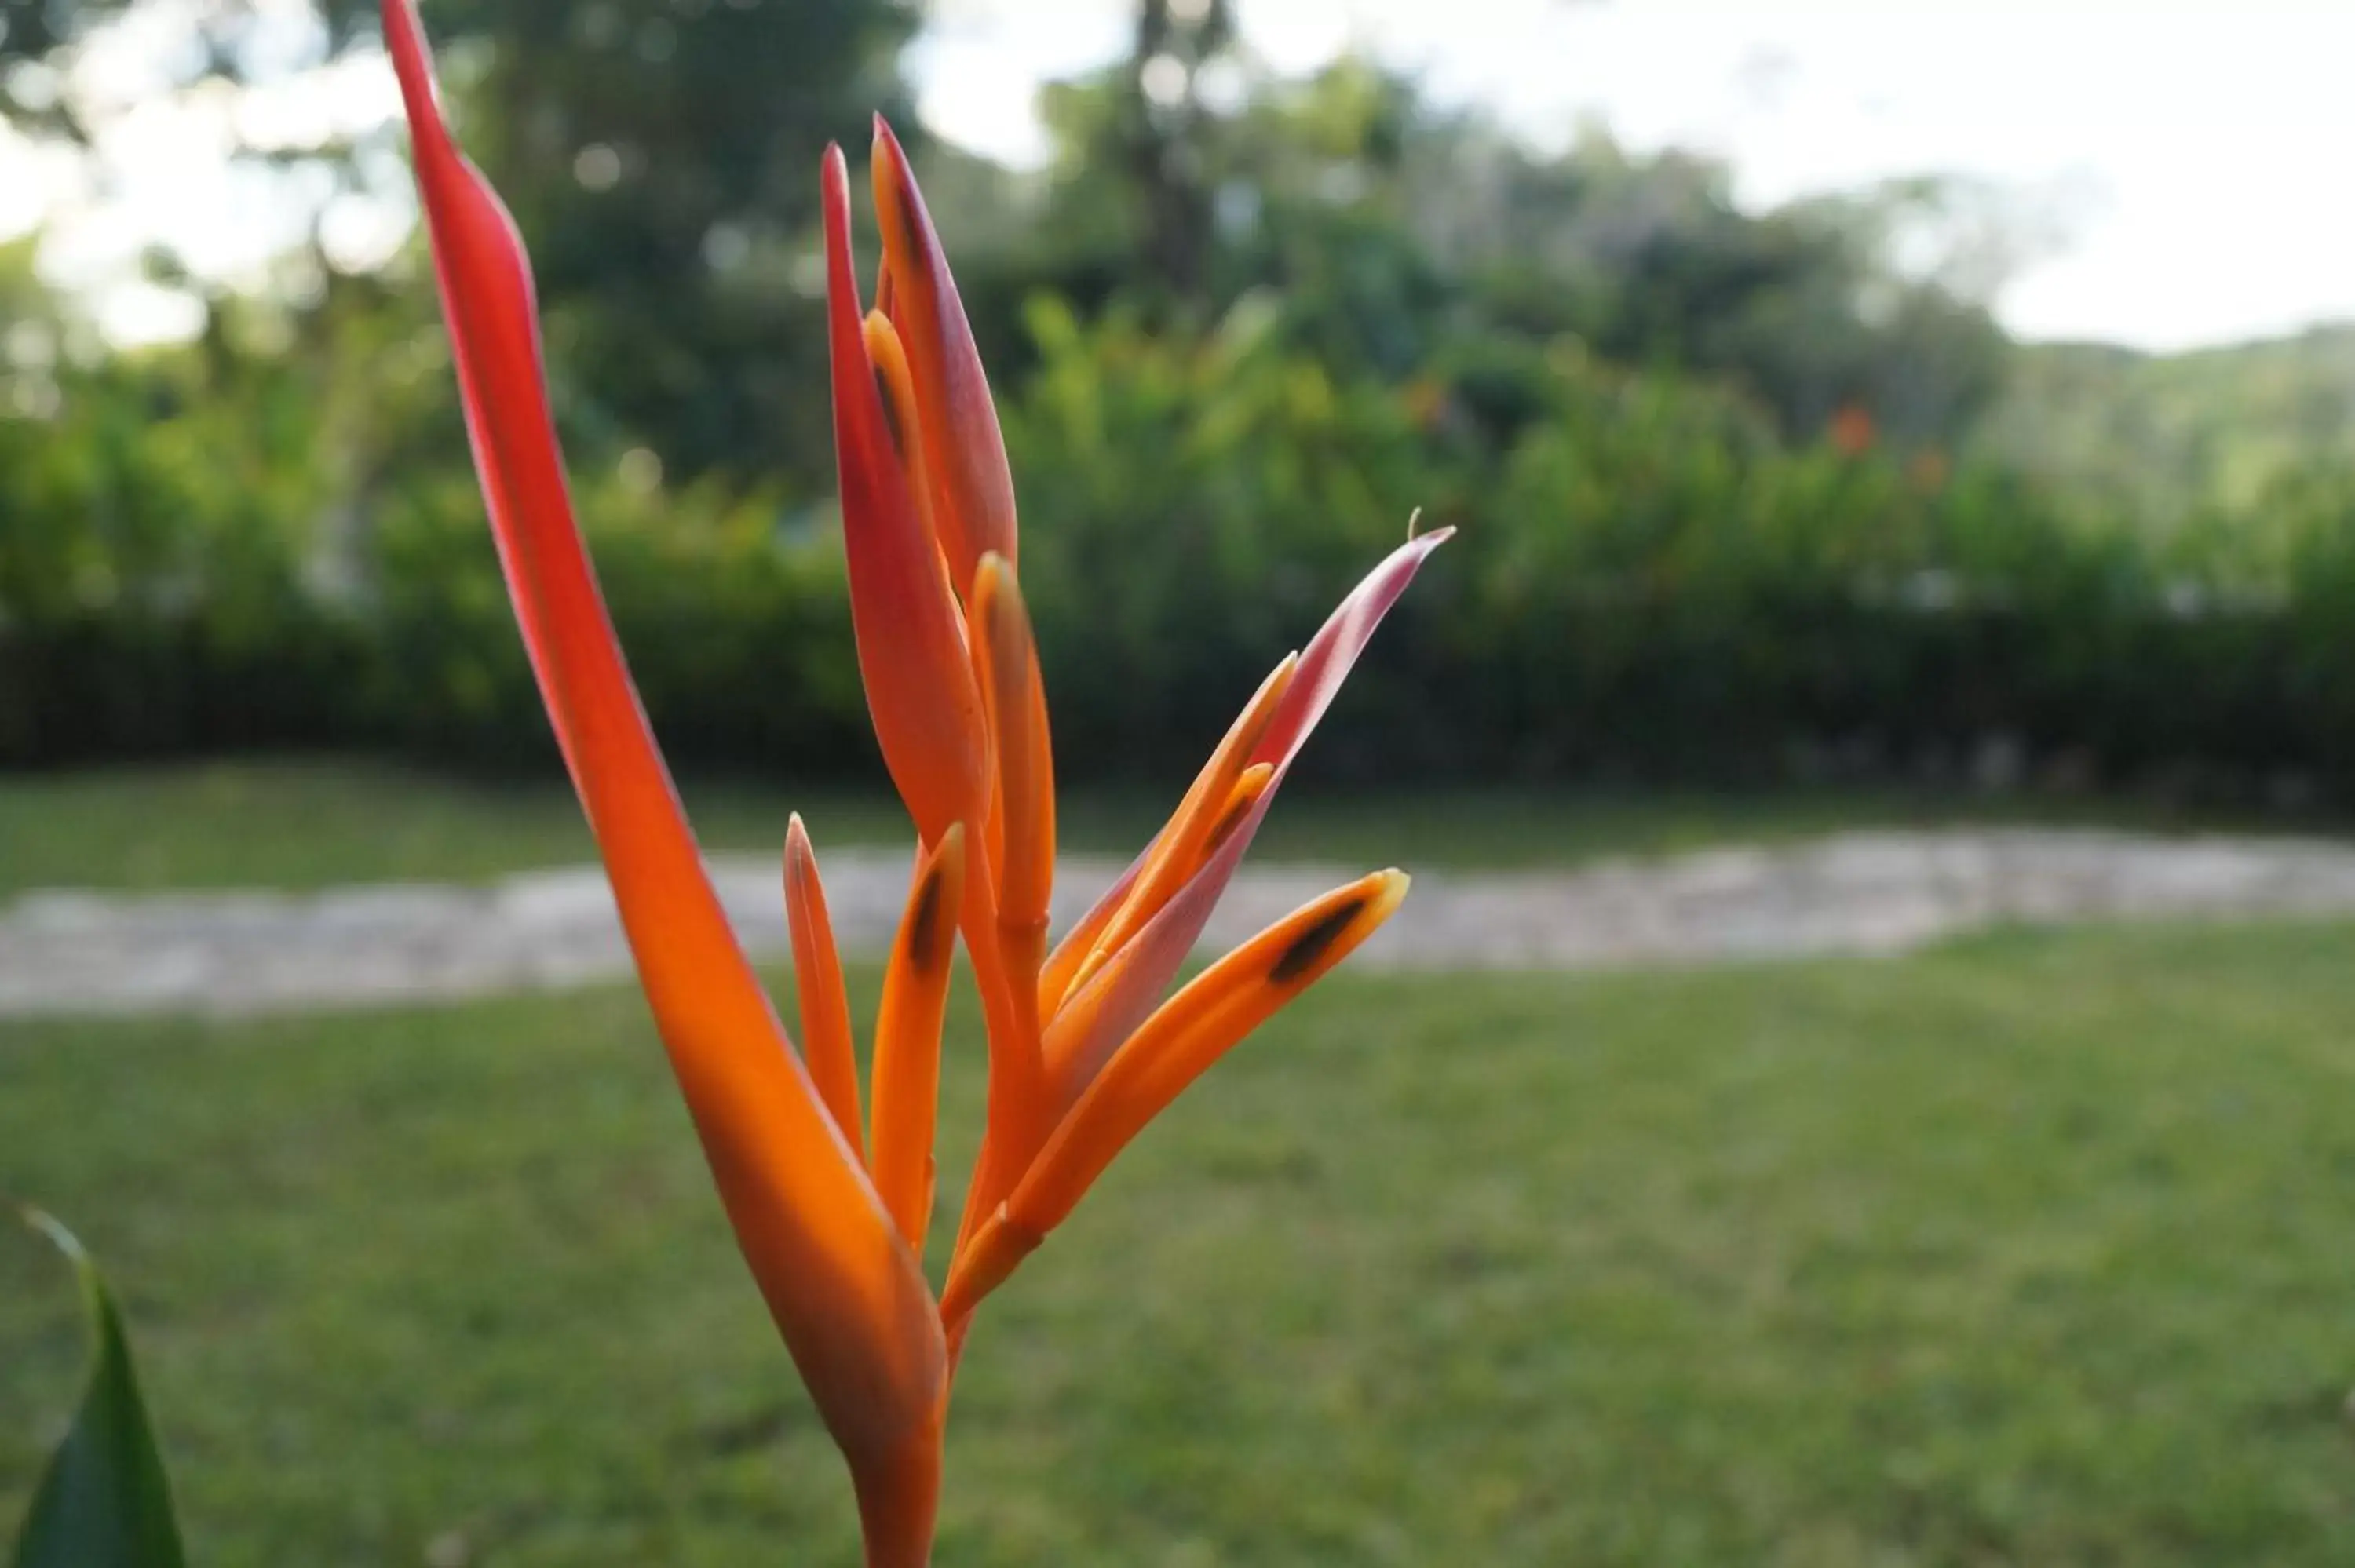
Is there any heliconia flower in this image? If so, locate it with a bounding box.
[387,2,1448,1556]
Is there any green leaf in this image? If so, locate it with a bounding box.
[9,1209,188,1568]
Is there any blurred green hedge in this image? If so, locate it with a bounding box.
[5,299,2355,801]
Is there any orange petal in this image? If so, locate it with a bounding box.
[970,554,1056,968]
[1035,760,1270,1029]
[388,0,943,1526]
[943,870,1409,1321]
[1041,530,1451,1107]
[785,815,864,1161]
[944,855,1050,1256]
[823,142,991,849]
[1249,529,1457,772]
[871,115,1018,589]
[1059,654,1297,1008]
[1209,763,1276,855]
[871,826,968,1256]
[941,557,1062,1263]
[1038,846,1147,1023]
[863,309,965,612]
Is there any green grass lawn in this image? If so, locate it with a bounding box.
[0,757,2325,898]
[5,922,2355,1563]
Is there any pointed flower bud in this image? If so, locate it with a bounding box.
[823,143,991,848]
[871,116,1020,590]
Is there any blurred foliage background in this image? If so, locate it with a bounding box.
[3,0,2354,800]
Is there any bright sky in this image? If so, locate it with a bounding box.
[8,0,2351,351]
[912,0,2355,350]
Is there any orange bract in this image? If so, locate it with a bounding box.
[387,5,1448,1558]
[871,826,968,1255]
[785,812,864,1157]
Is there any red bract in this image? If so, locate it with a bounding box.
[387,5,1448,1559]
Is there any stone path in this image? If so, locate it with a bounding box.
[7,830,2355,1018]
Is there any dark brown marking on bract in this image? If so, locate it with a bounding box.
[907,865,951,973]
[1269,898,1367,986]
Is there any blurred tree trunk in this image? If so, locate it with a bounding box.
[1122,0,1233,308]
